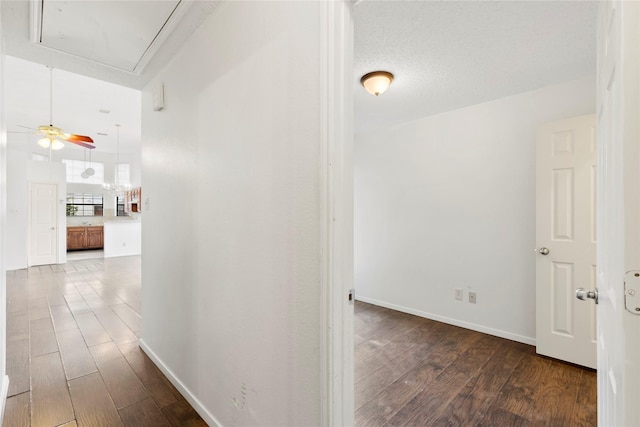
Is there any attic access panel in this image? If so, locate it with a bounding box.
[34,0,181,73]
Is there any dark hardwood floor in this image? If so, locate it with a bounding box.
[3,257,596,426]
[354,301,597,426]
[3,256,207,427]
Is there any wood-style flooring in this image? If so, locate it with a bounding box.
[354,301,597,426]
[3,257,597,426]
[3,256,207,427]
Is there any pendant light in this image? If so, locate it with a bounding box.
[81,149,89,179]
[103,124,128,192]
[84,146,95,177]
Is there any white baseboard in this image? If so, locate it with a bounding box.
[356,296,536,346]
[138,339,223,427]
[0,375,10,425]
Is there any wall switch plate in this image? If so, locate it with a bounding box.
[455,289,463,301]
[469,292,477,304]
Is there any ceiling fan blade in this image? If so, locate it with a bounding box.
[16,125,36,130]
[63,133,94,143]
[67,140,96,149]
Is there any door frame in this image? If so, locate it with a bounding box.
[596,1,640,424]
[319,1,355,425]
[597,0,640,425]
[0,14,8,422]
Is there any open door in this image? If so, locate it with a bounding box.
[535,114,597,369]
[593,1,640,425]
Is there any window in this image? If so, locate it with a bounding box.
[66,193,103,217]
[115,163,130,186]
[116,195,127,217]
[61,159,104,184]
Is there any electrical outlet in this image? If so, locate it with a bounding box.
[469,292,477,304]
[455,289,463,301]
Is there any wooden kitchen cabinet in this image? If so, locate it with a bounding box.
[86,226,104,249]
[67,226,103,250]
[67,227,86,250]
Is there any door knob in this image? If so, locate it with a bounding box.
[576,288,598,304]
[536,247,550,255]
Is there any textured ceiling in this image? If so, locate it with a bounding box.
[3,1,599,147]
[354,1,598,133]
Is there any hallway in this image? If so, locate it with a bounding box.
[3,256,206,426]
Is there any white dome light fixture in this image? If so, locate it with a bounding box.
[360,71,394,96]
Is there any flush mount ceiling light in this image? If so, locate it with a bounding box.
[360,71,394,96]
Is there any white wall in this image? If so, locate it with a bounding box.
[6,147,28,269]
[355,76,596,344]
[103,220,141,257]
[141,2,326,425]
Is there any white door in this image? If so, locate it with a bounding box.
[535,114,597,369]
[594,1,640,425]
[29,183,58,266]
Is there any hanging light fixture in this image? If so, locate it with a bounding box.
[81,149,89,179]
[103,124,130,192]
[37,67,65,150]
[84,145,95,177]
[360,71,394,96]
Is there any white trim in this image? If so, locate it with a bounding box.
[356,296,536,346]
[0,376,9,424]
[28,0,41,44]
[138,339,223,427]
[27,0,193,75]
[620,1,640,423]
[319,1,354,426]
[132,0,193,74]
[0,13,8,426]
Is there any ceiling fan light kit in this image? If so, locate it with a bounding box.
[37,136,64,150]
[360,71,394,96]
[37,137,50,148]
[36,66,96,150]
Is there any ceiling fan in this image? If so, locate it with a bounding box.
[32,66,96,150]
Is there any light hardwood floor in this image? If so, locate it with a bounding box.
[3,256,207,427]
[354,301,597,426]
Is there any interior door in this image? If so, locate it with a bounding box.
[535,114,597,368]
[593,1,640,425]
[29,183,58,266]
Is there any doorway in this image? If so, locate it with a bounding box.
[28,182,58,266]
